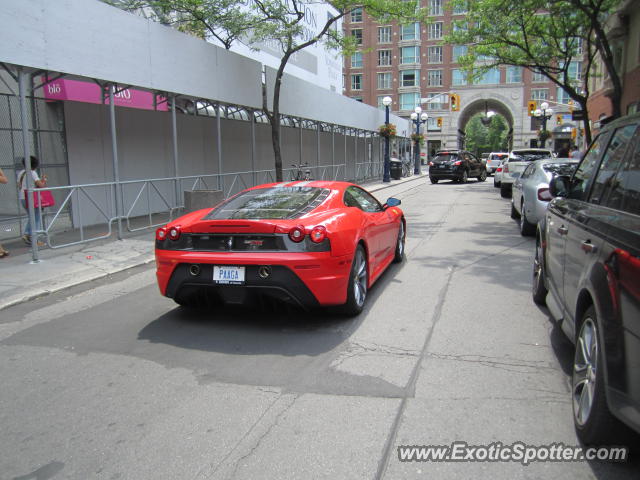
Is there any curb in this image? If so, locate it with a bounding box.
[368,173,427,193]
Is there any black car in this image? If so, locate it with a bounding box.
[428,150,487,184]
[533,113,640,445]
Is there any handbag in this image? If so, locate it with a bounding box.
[20,171,55,208]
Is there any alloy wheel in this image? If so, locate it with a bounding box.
[573,318,598,427]
[398,222,405,257]
[353,249,367,307]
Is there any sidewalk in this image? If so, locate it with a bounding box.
[0,173,426,311]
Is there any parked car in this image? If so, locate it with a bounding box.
[500,148,553,198]
[511,159,578,236]
[486,152,509,175]
[532,113,640,445]
[428,150,487,184]
[155,181,405,315]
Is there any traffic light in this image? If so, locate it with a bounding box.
[571,128,577,139]
[528,101,537,116]
[437,117,443,128]
[568,100,574,113]
[556,114,563,125]
[450,93,460,111]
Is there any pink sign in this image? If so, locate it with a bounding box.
[42,77,168,111]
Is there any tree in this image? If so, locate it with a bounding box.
[107,0,423,181]
[446,0,624,144]
[464,114,508,155]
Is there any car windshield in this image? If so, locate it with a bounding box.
[510,151,551,162]
[542,163,578,176]
[204,186,330,220]
[434,153,459,162]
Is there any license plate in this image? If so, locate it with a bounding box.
[439,164,446,169]
[213,266,245,285]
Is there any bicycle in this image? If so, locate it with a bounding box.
[290,163,312,181]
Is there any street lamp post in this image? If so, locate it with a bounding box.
[382,96,392,182]
[534,101,554,148]
[410,106,428,175]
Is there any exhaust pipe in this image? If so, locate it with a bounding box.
[189,264,201,276]
[258,265,271,279]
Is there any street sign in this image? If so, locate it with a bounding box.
[572,110,585,121]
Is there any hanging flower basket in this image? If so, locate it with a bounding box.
[411,133,424,145]
[378,123,397,138]
[538,129,551,143]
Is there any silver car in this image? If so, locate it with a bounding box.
[500,148,553,198]
[511,159,578,236]
[486,152,509,175]
[493,159,506,188]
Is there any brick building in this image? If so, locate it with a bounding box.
[342,1,580,155]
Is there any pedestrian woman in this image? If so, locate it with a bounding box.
[0,167,9,257]
[17,156,47,246]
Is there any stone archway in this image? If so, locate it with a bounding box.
[456,93,518,151]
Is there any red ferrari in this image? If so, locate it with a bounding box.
[155,181,405,315]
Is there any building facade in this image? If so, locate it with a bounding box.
[342,1,580,155]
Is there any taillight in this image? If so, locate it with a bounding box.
[503,164,509,173]
[497,167,502,172]
[309,225,327,243]
[288,225,305,243]
[453,160,462,166]
[537,187,553,201]
[156,227,167,241]
[168,226,181,241]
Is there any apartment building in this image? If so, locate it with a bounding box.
[342,1,578,154]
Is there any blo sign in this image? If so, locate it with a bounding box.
[42,78,168,111]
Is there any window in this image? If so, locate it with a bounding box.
[428,46,443,63]
[531,70,546,82]
[351,74,362,90]
[399,92,420,111]
[429,0,443,16]
[606,127,640,214]
[377,96,390,109]
[377,72,392,89]
[350,7,362,23]
[352,96,363,102]
[452,45,467,62]
[428,69,443,86]
[424,92,445,110]
[377,49,391,66]
[569,135,604,200]
[589,125,637,205]
[377,26,391,43]
[531,89,549,101]
[473,68,500,85]
[401,46,420,64]
[351,52,363,68]
[400,23,419,41]
[506,66,522,83]
[568,61,582,82]
[453,2,468,14]
[452,69,468,86]
[427,117,441,131]
[428,22,443,39]
[400,69,420,87]
[344,187,383,212]
[352,29,363,45]
[557,87,571,105]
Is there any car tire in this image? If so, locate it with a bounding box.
[430,177,438,184]
[532,237,547,305]
[572,306,623,445]
[341,245,368,316]
[494,179,501,188]
[393,220,406,263]
[477,170,487,182]
[500,183,511,198]
[520,202,536,236]
[510,201,520,219]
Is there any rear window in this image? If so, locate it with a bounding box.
[204,186,330,220]
[542,163,578,176]
[434,153,460,162]
[510,151,552,162]
[490,154,508,161]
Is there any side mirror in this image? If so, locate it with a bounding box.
[385,197,401,208]
[549,175,570,197]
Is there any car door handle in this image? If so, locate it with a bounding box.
[581,240,598,254]
[558,226,568,235]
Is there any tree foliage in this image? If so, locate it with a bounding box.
[464,114,509,155]
[107,0,425,181]
[446,0,624,144]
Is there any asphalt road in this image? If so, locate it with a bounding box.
[1,177,638,480]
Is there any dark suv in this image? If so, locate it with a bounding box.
[533,113,640,445]
[428,150,487,184]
